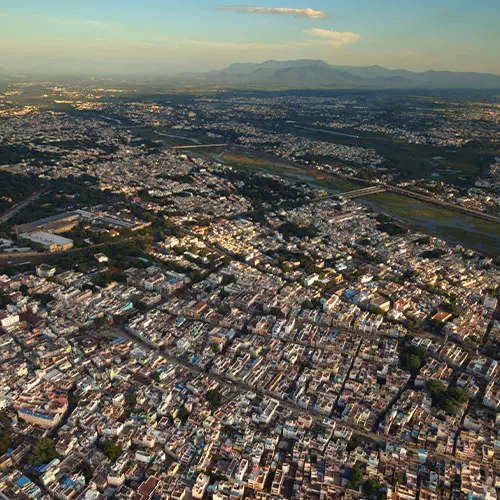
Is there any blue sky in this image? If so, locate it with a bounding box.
[1,0,499,73]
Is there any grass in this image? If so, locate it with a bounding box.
[190,147,227,157]
[363,191,500,254]
[212,149,359,193]
[220,150,292,172]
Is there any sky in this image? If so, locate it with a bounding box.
[1,0,500,75]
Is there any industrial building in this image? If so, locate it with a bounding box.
[20,231,74,252]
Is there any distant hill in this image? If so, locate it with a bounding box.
[178,60,500,90]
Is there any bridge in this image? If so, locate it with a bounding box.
[335,186,386,199]
[314,185,386,203]
[323,171,500,225]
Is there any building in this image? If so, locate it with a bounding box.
[20,231,74,252]
[0,312,19,330]
[15,212,80,234]
[36,264,57,278]
[94,253,109,263]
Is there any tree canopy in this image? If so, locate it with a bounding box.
[29,437,59,466]
[102,441,123,463]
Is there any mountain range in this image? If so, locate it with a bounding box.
[180,59,500,90]
[1,59,500,89]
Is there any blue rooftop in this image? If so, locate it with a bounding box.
[16,475,31,487]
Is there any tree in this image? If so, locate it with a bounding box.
[425,381,467,416]
[426,380,446,403]
[302,299,314,310]
[29,437,59,466]
[103,441,123,463]
[270,307,283,319]
[81,462,93,484]
[0,294,12,308]
[125,393,137,406]
[407,354,422,374]
[399,345,427,375]
[221,274,236,286]
[346,436,360,452]
[278,222,318,240]
[347,463,364,490]
[0,436,11,455]
[0,411,11,429]
[176,406,190,424]
[364,478,381,497]
[205,389,222,408]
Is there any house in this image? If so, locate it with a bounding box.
[94,253,109,264]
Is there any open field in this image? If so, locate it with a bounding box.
[363,191,500,254]
[193,145,500,254]
[210,149,359,192]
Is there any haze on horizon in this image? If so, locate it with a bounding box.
[1,0,500,76]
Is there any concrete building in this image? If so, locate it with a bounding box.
[36,264,57,278]
[20,231,74,252]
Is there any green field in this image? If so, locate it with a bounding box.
[219,150,293,172]
[212,149,359,193]
[363,191,500,254]
[194,145,500,255]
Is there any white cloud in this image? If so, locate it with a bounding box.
[304,28,360,47]
[0,13,8,17]
[217,6,329,19]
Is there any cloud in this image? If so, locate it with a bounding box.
[216,6,329,19]
[304,28,360,47]
[0,13,8,17]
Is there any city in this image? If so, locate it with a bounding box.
[0,79,498,499]
[0,1,499,499]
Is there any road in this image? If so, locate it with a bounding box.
[0,187,51,224]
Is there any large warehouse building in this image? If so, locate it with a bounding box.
[20,231,74,252]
